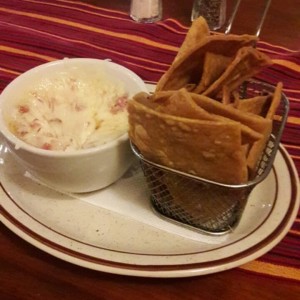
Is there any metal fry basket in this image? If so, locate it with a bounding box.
[131,81,289,235]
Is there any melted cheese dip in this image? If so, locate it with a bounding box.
[9,68,129,151]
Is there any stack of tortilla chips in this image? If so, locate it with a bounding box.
[128,17,282,185]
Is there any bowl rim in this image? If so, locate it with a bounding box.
[0,57,147,157]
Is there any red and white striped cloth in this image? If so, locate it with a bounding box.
[0,0,299,281]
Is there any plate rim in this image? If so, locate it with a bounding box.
[0,145,299,278]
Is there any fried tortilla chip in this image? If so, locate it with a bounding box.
[266,82,283,120]
[246,82,283,175]
[202,47,273,98]
[128,99,248,184]
[236,95,271,116]
[175,16,210,62]
[221,85,232,104]
[191,92,272,171]
[154,89,213,119]
[190,92,271,142]
[150,90,175,104]
[156,34,257,92]
[194,52,232,94]
[152,89,263,144]
[133,92,160,110]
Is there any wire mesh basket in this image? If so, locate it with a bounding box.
[131,80,289,235]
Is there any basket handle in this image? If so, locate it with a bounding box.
[224,0,272,38]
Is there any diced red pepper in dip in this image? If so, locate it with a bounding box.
[110,96,128,114]
[18,105,29,114]
[42,143,52,150]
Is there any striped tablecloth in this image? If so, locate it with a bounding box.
[0,0,299,281]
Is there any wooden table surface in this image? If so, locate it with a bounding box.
[0,0,299,299]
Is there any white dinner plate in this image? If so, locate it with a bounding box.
[0,133,299,278]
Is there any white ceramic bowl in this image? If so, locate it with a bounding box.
[0,58,147,193]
